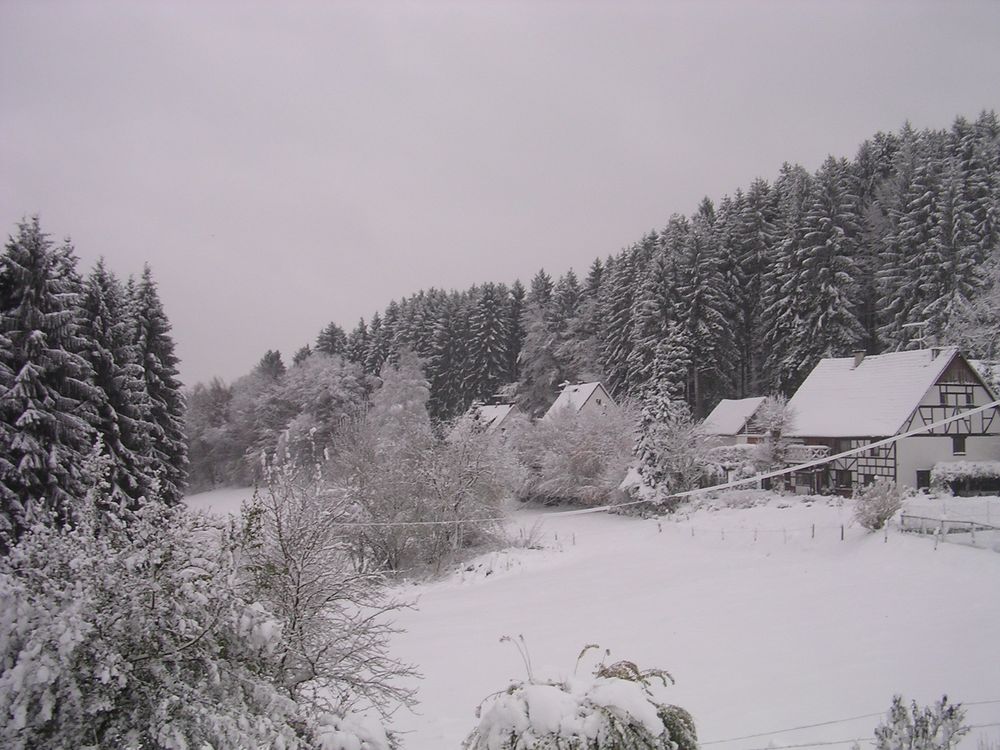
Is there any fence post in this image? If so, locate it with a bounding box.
[884,523,888,543]
[811,523,815,539]
[754,528,758,542]
[840,524,844,541]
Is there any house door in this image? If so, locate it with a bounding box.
[916,470,931,490]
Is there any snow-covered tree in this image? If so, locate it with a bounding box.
[0,454,401,750]
[316,321,348,356]
[873,696,967,750]
[131,265,188,504]
[0,219,100,547]
[466,283,510,402]
[636,380,712,498]
[78,259,155,507]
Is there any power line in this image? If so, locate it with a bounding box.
[702,700,1000,745]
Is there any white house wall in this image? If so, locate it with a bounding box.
[896,435,1000,489]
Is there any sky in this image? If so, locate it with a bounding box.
[2,1,999,386]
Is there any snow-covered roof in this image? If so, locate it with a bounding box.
[785,347,964,438]
[475,403,515,431]
[702,396,766,435]
[543,382,610,420]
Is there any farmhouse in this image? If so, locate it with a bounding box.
[782,346,1000,494]
[702,396,767,445]
[470,402,518,434]
[542,382,615,421]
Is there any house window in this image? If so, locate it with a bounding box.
[916,470,931,489]
[864,474,875,486]
[952,435,966,455]
[835,469,851,487]
[966,392,975,406]
[595,398,602,405]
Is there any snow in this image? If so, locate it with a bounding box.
[786,347,961,438]
[543,382,609,420]
[702,396,766,436]
[183,486,255,517]
[184,487,1000,750]
[388,495,1000,749]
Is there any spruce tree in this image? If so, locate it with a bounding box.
[78,259,154,508]
[598,247,639,397]
[345,319,369,365]
[505,280,526,382]
[0,219,100,546]
[465,283,510,402]
[793,156,865,366]
[315,321,347,356]
[131,265,187,505]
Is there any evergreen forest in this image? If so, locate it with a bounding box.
[187,112,1000,490]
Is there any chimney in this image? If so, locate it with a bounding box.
[931,347,941,361]
[852,350,866,369]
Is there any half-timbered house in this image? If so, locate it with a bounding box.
[782,347,1000,494]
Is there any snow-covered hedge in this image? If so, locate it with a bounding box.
[464,646,696,750]
[930,460,1000,486]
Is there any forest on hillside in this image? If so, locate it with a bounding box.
[186,111,1000,490]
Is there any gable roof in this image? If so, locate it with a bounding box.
[785,347,966,438]
[474,403,515,431]
[543,382,611,420]
[702,396,766,435]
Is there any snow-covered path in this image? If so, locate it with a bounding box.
[390,498,1000,749]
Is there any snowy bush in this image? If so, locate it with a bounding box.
[329,351,523,574]
[0,464,402,750]
[853,477,904,531]
[873,695,968,750]
[515,403,638,506]
[464,641,696,750]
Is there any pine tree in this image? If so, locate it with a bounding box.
[922,158,982,341]
[131,265,187,505]
[78,259,154,508]
[345,319,369,365]
[0,219,101,546]
[676,199,735,415]
[505,280,526,382]
[315,321,347,356]
[794,156,865,365]
[292,345,312,366]
[427,296,470,421]
[465,283,510,402]
[256,350,286,380]
[626,243,675,393]
[763,163,814,393]
[598,247,639,397]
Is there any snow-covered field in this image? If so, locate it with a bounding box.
[186,489,1000,749]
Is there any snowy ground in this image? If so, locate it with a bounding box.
[186,488,1000,750]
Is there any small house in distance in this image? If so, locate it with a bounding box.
[702,396,767,445]
[783,346,1000,494]
[542,382,616,421]
[470,402,518,434]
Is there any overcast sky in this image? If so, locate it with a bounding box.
[2,1,999,385]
